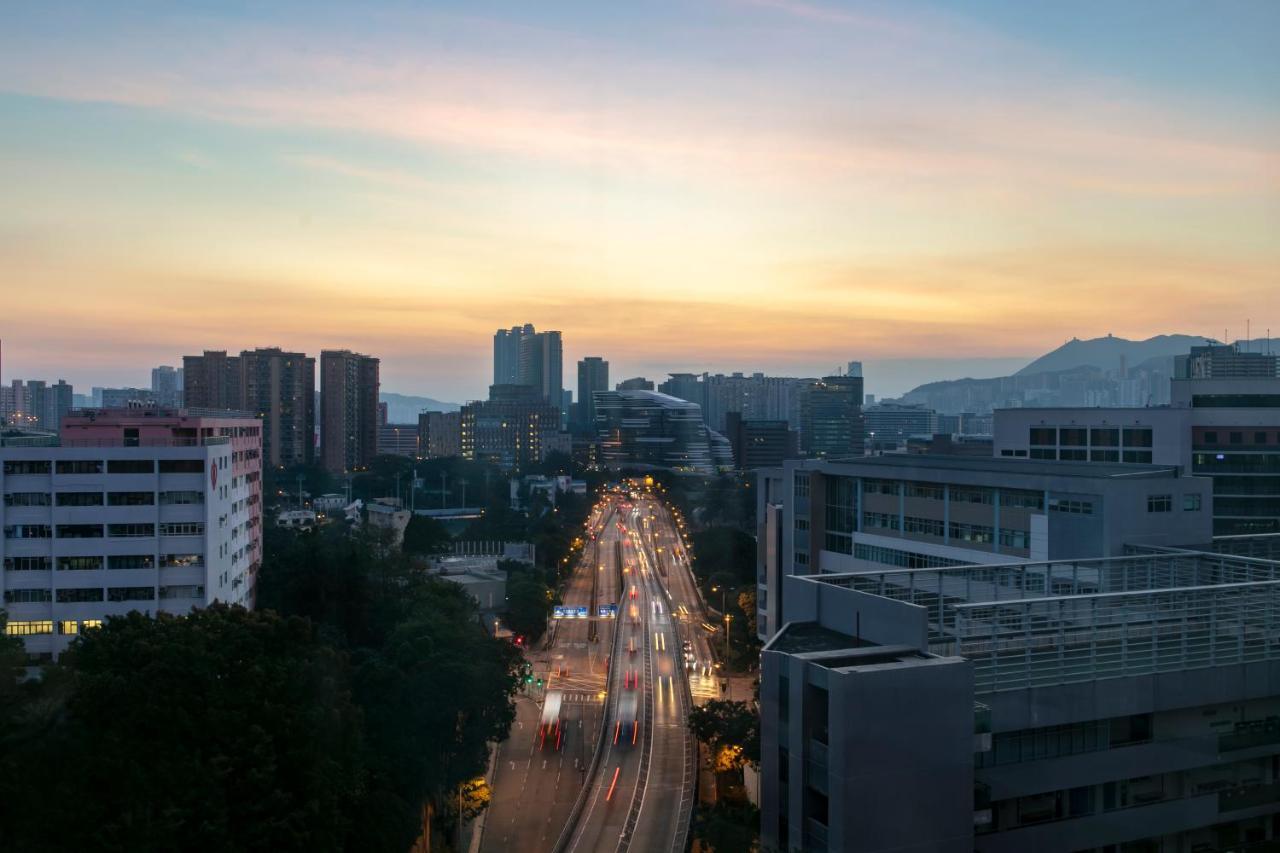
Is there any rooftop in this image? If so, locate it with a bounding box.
[767,621,874,655]
[805,452,1183,480]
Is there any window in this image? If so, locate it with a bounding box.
[108,523,155,538]
[1002,490,1045,511]
[951,487,994,505]
[1030,448,1057,460]
[57,556,104,571]
[159,490,204,505]
[81,619,102,630]
[904,482,944,500]
[1090,449,1120,462]
[4,492,50,507]
[1229,431,1243,445]
[160,554,203,568]
[794,551,809,566]
[903,516,945,537]
[56,587,104,603]
[1122,450,1153,464]
[4,620,53,636]
[1109,713,1152,746]
[107,586,155,602]
[56,460,103,475]
[159,459,204,474]
[3,460,51,475]
[59,620,80,635]
[854,543,969,569]
[862,479,899,496]
[108,491,154,506]
[793,473,809,498]
[56,524,104,539]
[1049,498,1094,515]
[56,491,104,507]
[160,522,205,537]
[4,524,52,539]
[1060,428,1087,447]
[1204,431,1218,444]
[862,511,900,531]
[4,589,52,604]
[107,459,154,474]
[1123,428,1153,448]
[1183,494,1202,512]
[159,584,205,599]
[1059,448,1087,461]
[794,518,810,533]
[109,555,155,570]
[1147,494,1173,513]
[1090,428,1119,447]
[1029,427,1056,445]
[4,556,51,571]
[949,522,993,544]
[999,529,1030,549]
[1257,432,1270,444]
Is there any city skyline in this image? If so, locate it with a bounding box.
[3,1,1277,400]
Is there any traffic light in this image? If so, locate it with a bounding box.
[515,635,524,646]
[536,678,543,687]
[525,675,533,684]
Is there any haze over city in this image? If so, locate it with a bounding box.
[3,0,1277,400]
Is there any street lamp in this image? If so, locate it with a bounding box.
[724,613,733,657]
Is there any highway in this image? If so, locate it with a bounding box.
[481,488,707,853]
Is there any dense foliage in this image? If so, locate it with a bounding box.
[688,699,761,769]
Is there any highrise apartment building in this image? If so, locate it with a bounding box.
[460,385,561,470]
[518,329,564,412]
[320,350,380,473]
[1,408,263,658]
[799,376,865,458]
[493,324,534,386]
[150,366,183,407]
[864,402,939,452]
[239,348,315,468]
[576,357,609,432]
[182,350,241,411]
[418,410,462,459]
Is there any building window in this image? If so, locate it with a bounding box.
[1090,449,1120,462]
[4,620,54,636]
[1059,449,1087,461]
[1060,428,1087,447]
[1029,448,1057,460]
[1183,494,1202,512]
[949,522,994,544]
[55,491,104,507]
[3,460,51,475]
[999,529,1031,549]
[1049,498,1094,515]
[794,518,810,533]
[1029,427,1056,445]
[107,459,154,474]
[793,473,809,498]
[159,490,204,505]
[4,556,52,571]
[159,459,204,474]
[56,587,104,603]
[56,524,104,538]
[108,491,155,506]
[4,588,52,604]
[951,487,993,505]
[904,482,944,500]
[4,492,51,507]
[55,460,103,475]
[1147,494,1173,513]
[862,512,900,531]
[109,554,156,570]
[1230,431,1243,445]
[1122,450,1153,464]
[58,620,80,635]
[854,543,970,569]
[862,479,899,496]
[1123,428,1153,448]
[160,522,205,537]
[160,554,203,568]
[108,523,155,538]
[107,586,155,602]
[159,584,205,599]
[57,556,104,571]
[903,516,945,537]
[1203,431,1218,444]
[1090,428,1119,447]
[4,524,52,539]
[794,551,809,566]
[1002,490,1045,511]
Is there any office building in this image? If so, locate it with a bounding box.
[460,385,562,471]
[576,357,609,433]
[320,350,380,473]
[759,531,1280,853]
[754,455,1212,644]
[418,410,462,459]
[594,390,719,474]
[617,377,655,392]
[518,328,564,413]
[239,348,315,469]
[100,387,155,410]
[377,423,418,458]
[1,408,263,658]
[993,371,1280,537]
[493,324,534,386]
[846,361,862,378]
[150,366,183,407]
[659,372,813,433]
[182,350,241,410]
[1176,344,1279,379]
[659,373,702,406]
[864,402,939,452]
[799,376,864,459]
[725,412,796,470]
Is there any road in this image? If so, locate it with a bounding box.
[482,490,708,853]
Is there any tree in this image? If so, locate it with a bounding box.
[688,700,760,768]
[503,568,555,643]
[402,514,452,556]
[26,606,365,852]
[694,802,761,853]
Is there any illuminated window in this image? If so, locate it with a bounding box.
[4,620,54,636]
[59,620,79,635]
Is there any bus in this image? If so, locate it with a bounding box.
[539,690,565,751]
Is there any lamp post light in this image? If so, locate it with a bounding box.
[724,613,733,657]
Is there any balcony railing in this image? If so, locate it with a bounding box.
[60,436,230,448]
[1219,780,1280,813]
[1220,718,1280,753]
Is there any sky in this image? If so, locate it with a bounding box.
[1,0,1277,401]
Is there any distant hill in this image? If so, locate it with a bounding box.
[1015,334,1211,376]
[380,391,459,424]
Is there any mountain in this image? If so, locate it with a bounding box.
[1015,334,1211,376]
[379,391,459,423]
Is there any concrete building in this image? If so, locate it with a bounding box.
[461,385,563,471]
[493,324,534,386]
[182,350,241,411]
[799,376,865,459]
[518,328,564,413]
[760,535,1280,853]
[150,366,183,408]
[1176,344,1279,379]
[418,410,462,459]
[100,387,155,410]
[377,423,418,458]
[864,402,939,452]
[725,412,796,470]
[754,455,1213,644]
[320,349,380,473]
[992,375,1280,537]
[576,357,609,433]
[240,348,315,469]
[594,390,718,474]
[617,377,656,392]
[365,498,411,548]
[1,408,262,658]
